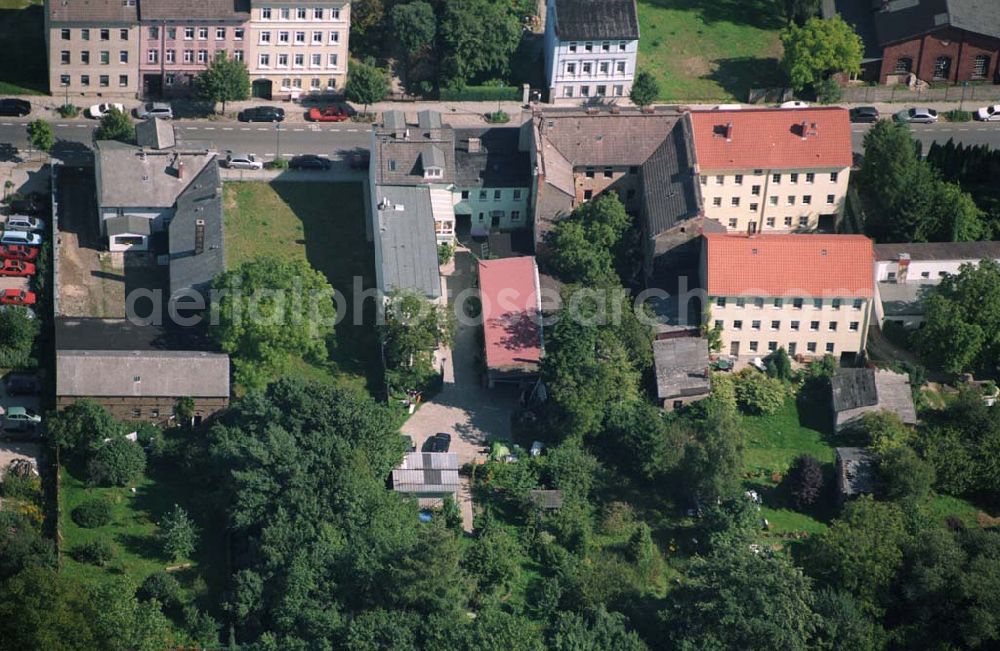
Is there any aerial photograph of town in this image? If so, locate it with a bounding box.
[0,0,999,648]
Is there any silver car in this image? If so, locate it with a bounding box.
[224,152,263,170]
[894,107,938,124]
[135,102,173,120]
[5,215,45,232]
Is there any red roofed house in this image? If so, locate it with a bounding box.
[479,256,543,387]
[700,233,875,362]
[689,108,852,235]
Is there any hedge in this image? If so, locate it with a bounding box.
[439,85,520,102]
[71,499,113,528]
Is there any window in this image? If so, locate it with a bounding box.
[713,197,722,207]
[754,297,764,309]
[599,61,609,74]
[185,27,195,40]
[765,216,774,227]
[751,184,760,195]
[751,320,761,331]
[261,7,271,19]
[60,50,70,64]
[513,189,522,200]
[278,30,289,43]
[813,298,822,310]
[292,78,302,88]
[728,218,738,229]
[832,299,841,310]
[894,57,912,74]
[714,320,723,330]
[788,342,797,356]
[311,53,321,67]
[825,343,835,353]
[583,190,593,200]
[798,216,809,227]
[920,271,930,279]
[259,53,270,67]
[81,28,90,40]
[734,174,744,185]
[784,216,793,227]
[328,53,338,68]
[768,341,778,352]
[314,7,323,19]
[310,77,320,90]
[494,190,502,201]
[582,62,592,74]
[770,320,780,330]
[312,30,323,43]
[793,298,803,310]
[807,320,821,332]
[849,321,859,332]
[772,173,781,184]
[147,49,158,63]
[973,55,991,79]
[603,168,613,178]
[790,173,799,183]
[830,172,839,183]
[234,28,244,40]
[791,320,800,331]
[826,194,835,205]
[616,61,625,74]
[479,190,488,201]
[828,322,837,331]
[715,175,724,185]
[585,42,593,52]
[61,28,70,40]
[511,211,521,221]
[329,30,339,43]
[716,297,726,308]
[749,341,759,352]
[234,49,243,61]
[198,27,208,40]
[566,62,576,75]
[731,197,740,207]
[933,56,952,80]
[773,298,783,309]
[183,50,193,63]
[294,53,304,67]
[80,74,89,86]
[59,74,70,86]
[118,74,128,87]
[197,49,207,63]
[297,7,307,19]
[277,53,288,67]
[734,320,743,330]
[99,74,109,87]
[736,298,746,308]
[787,196,796,206]
[164,73,175,86]
[751,204,760,213]
[295,31,305,44]
[618,40,626,51]
[585,167,595,179]
[117,50,127,63]
[100,50,109,64]
[148,26,159,39]
[331,8,340,19]
[596,84,607,96]
[853,299,863,310]
[280,7,290,19]
[387,160,397,171]
[769,196,778,206]
[807,342,817,353]
[216,27,226,40]
[803,195,812,205]
[568,42,577,52]
[100,28,110,40]
[460,190,470,200]
[132,408,141,418]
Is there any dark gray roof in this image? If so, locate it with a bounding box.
[873,0,1000,45]
[57,349,229,398]
[417,110,442,130]
[653,337,711,400]
[372,118,456,186]
[374,186,441,299]
[837,447,877,497]
[641,115,702,236]
[383,110,407,132]
[96,141,214,208]
[49,0,138,24]
[831,368,879,411]
[536,108,683,168]
[105,214,151,237]
[453,127,531,188]
[168,159,224,299]
[55,317,215,351]
[135,118,175,150]
[875,240,1000,261]
[139,0,250,21]
[554,0,639,40]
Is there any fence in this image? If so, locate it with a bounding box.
[439,86,521,102]
[841,83,1000,104]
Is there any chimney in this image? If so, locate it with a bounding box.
[177,159,185,179]
[194,219,205,255]
[724,121,733,141]
[897,252,910,283]
[404,128,410,140]
[467,137,481,153]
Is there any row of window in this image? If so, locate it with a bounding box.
[716,297,864,310]
[459,189,524,202]
[566,40,629,53]
[278,77,339,91]
[259,7,343,20]
[59,73,129,88]
[884,269,948,281]
[717,318,860,333]
[258,52,338,68]
[258,30,340,44]
[893,54,990,80]
[149,49,244,64]
[60,27,127,41]
[60,49,128,65]
[711,194,837,208]
[476,210,522,222]
[702,172,840,186]
[741,341,836,355]
[563,60,628,77]
[728,215,813,229]
[147,26,244,41]
[562,84,626,98]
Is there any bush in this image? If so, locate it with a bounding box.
[785,454,824,509]
[815,77,842,104]
[71,499,113,528]
[72,539,115,566]
[945,109,972,122]
[880,446,935,502]
[87,437,146,487]
[486,110,510,124]
[765,347,793,381]
[437,242,454,265]
[264,157,288,170]
[439,85,520,102]
[57,104,80,118]
[137,570,183,607]
[733,369,786,415]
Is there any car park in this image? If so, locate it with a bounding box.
[4,373,41,396]
[894,107,938,124]
[0,231,42,246]
[223,152,263,170]
[0,244,38,261]
[975,104,1000,121]
[289,155,331,170]
[4,405,41,431]
[5,215,45,232]
[307,106,350,122]
[849,106,880,123]
[87,102,125,119]
[0,259,35,276]
[0,289,35,306]
[0,98,30,117]
[779,100,810,109]
[238,106,285,122]
[135,102,173,119]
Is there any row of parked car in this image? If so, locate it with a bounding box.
[222,152,333,171]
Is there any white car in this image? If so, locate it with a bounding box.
[135,102,173,120]
[5,215,45,232]
[779,100,811,109]
[86,102,125,119]
[894,107,938,124]
[224,152,263,170]
[975,104,1000,121]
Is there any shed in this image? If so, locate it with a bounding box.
[653,337,711,411]
[835,447,877,502]
[392,452,461,496]
[831,368,917,433]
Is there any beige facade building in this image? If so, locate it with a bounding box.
[689,108,853,233]
[45,0,141,97]
[702,233,875,362]
[247,0,349,99]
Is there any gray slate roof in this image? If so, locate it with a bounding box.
[641,115,702,235]
[837,447,877,497]
[168,159,225,299]
[873,0,1000,45]
[831,368,918,432]
[96,141,214,208]
[49,0,138,24]
[105,214,151,237]
[372,112,456,185]
[136,118,175,150]
[653,337,711,400]
[374,186,441,299]
[554,0,640,40]
[831,368,879,411]
[453,128,531,188]
[57,349,230,397]
[139,0,250,21]
[875,241,1000,261]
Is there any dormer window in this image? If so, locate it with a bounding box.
[424,167,442,178]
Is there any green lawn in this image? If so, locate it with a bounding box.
[637,0,787,101]
[0,0,47,95]
[223,181,381,393]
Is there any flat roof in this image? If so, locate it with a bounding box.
[374,186,441,299]
[874,241,1000,262]
[478,256,542,371]
[653,337,711,400]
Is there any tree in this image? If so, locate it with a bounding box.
[543,441,600,500]
[550,608,647,651]
[765,346,793,380]
[862,410,912,454]
[0,304,40,367]
[786,454,824,509]
[0,568,99,650]
[196,55,250,114]
[463,523,523,598]
[438,0,521,87]
[47,400,126,466]
[390,520,471,616]
[390,1,436,56]
[629,70,659,108]
[381,290,453,392]
[0,511,55,580]
[783,0,820,26]
[547,193,633,286]
[733,368,786,415]
[175,396,195,426]
[345,609,420,651]
[812,588,887,651]
[880,446,935,502]
[95,107,135,143]
[211,257,336,389]
[468,606,545,651]
[87,437,146,487]
[681,398,745,500]
[345,57,389,114]
[159,504,198,561]
[603,400,686,483]
[781,16,862,92]
[26,119,54,152]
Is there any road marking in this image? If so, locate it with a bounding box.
[239,127,250,131]
[1,123,11,126]
[75,124,87,128]
[959,128,969,131]
[256,128,268,131]
[203,127,215,130]
[56,123,68,127]
[293,128,303,131]
[347,129,359,132]
[977,128,987,131]
[222,127,233,131]
[186,126,199,130]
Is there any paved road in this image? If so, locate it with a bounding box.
[0,118,371,159]
[851,120,1000,153]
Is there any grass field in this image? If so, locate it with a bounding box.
[223,181,380,393]
[0,0,47,95]
[637,0,787,101]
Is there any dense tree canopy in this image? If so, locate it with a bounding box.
[547,194,634,286]
[196,55,251,113]
[95,107,135,143]
[438,0,521,87]
[346,57,390,112]
[780,16,862,92]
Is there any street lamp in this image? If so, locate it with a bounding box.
[275,122,282,161]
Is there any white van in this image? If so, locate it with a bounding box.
[1,230,42,246]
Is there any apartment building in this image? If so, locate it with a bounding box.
[45,0,141,97]
[453,128,531,234]
[701,233,874,362]
[247,0,349,99]
[689,108,852,234]
[544,0,639,101]
[138,0,251,96]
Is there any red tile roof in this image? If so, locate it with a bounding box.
[689,108,852,171]
[704,233,874,298]
[479,257,543,370]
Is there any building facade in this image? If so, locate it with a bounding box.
[453,128,532,234]
[45,0,141,97]
[544,0,639,101]
[689,108,853,234]
[247,0,349,99]
[701,233,875,361]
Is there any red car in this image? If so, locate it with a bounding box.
[0,244,38,262]
[307,106,349,122]
[0,259,35,276]
[0,288,35,305]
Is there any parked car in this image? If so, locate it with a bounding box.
[307,106,349,122]
[0,231,42,246]
[975,104,1000,121]
[779,100,810,109]
[289,154,331,170]
[87,102,125,119]
[8,193,47,216]
[426,433,452,453]
[5,215,45,232]
[849,106,880,123]
[134,102,172,119]
[0,288,35,306]
[4,372,41,396]
[238,106,285,122]
[4,405,41,431]
[223,152,263,170]
[0,98,30,117]
[0,259,35,276]
[894,107,938,124]
[0,244,37,261]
